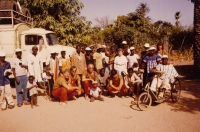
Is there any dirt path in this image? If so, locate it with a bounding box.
[0,79,199,132]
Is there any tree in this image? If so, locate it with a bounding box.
[175,11,181,27]
[94,16,113,29]
[19,0,92,46]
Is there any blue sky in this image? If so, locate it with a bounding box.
[79,0,194,27]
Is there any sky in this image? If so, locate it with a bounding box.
[79,0,194,27]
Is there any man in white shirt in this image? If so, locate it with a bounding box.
[12,49,30,107]
[27,46,43,87]
[127,47,140,69]
[114,48,128,75]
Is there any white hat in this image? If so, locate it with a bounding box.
[144,43,150,48]
[102,45,106,48]
[50,50,56,54]
[0,51,5,57]
[92,81,98,84]
[15,48,22,52]
[130,47,135,50]
[96,44,103,49]
[122,41,127,44]
[85,47,92,51]
[148,46,156,50]
[162,55,168,58]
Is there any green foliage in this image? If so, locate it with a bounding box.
[19,0,92,46]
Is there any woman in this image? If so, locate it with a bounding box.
[156,42,167,57]
[107,69,127,97]
[52,69,79,106]
[70,66,84,97]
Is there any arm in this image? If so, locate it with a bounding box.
[133,73,142,83]
[124,76,130,88]
[12,68,20,84]
[82,73,93,82]
[27,85,37,90]
[117,75,123,90]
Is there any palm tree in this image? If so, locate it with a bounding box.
[175,11,181,26]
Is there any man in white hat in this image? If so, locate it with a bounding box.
[127,46,140,69]
[85,47,94,66]
[12,48,30,107]
[141,43,150,59]
[93,44,103,72]
[143,46,161,77]
[121,41,130,56]
[0,51,15,110]
[150,55,179,99]
[27,46,44,87]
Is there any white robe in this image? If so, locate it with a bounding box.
[27,53,43,82]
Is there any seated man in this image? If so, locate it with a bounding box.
[150,55,179,98]
[52,69,79,106]
[98,68,109,94]
[107,69,127,97]
[82,64,98,100]
[124,68,142,100]
[70,66,84,98]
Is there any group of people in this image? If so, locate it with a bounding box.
[0,40,179,109]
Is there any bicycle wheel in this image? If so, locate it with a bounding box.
[137,92,152,111]
[171,78,181,102]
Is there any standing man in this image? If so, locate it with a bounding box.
[0,51,15,110]
[109,46,117,70]
[27,46,44,88]
[71,45,87,77]
[59,50,71,73]
[127,47,140,69]
[93,44,103,73]
[121,41,130,56]
[85,47,94,66]
[141,43,150,60]
[12,49,30,107]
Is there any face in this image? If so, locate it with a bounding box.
[51,53,56,59]
[100,69,105,76]
[76,46,81,53]
[128,70,133,77]
[149,50,155,55]
[111,47,115,53]
[16,52,22,58]
[130,49,134,54]
[86,50,91,55]
[61,51,66,57]
[162,58,168,65]
[70,68,77,76]
[29,77,34,84]
[158,45,162,50]
[32,47,38,55]
[118,50,123,56]
[92,83,98,88]
[63,71,70,79]
[0,56,5,62]
[87,64,94,73]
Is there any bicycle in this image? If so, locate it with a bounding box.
[137,71,181,111]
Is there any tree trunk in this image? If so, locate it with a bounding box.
[193,0,200,78]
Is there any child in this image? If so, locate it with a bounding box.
[90,81,104,102]
[27,75,39,108]
[98,68,109,95]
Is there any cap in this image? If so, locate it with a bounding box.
[122,41,127,44]
[15,48,22,52]
[85,47,92,51]
[96,44,103,49]
[0,51,5,57]
[130,47,135,50]
[148,46,156,50]
[102,45,106,48]
[144,43,150,48]
[92,81,98,84]
[162,55,168,58]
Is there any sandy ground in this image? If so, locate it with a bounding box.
[0,78,200,132]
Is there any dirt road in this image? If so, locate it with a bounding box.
[0,79,200,132]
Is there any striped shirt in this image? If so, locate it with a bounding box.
[143,55,161,74]
[156,64,179,83]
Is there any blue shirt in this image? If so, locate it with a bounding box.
[143,55,161,74]
[0,61,11,86]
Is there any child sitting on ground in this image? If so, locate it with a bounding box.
[27,75,39,108]
[90,81,104,102]
[98,68,109,95]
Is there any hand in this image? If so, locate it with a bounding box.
[15,78,20,84]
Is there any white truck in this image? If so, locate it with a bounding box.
[0,2,75,63]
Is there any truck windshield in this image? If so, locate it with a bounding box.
[46,33,59,45]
